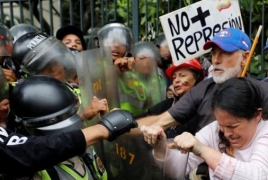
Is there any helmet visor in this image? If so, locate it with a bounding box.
[22,37,76,82]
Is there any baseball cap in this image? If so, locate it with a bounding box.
[56,25,87,50]
[165,59,205,80]
[203,28,251,52]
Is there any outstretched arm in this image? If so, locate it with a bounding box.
[137,111,179,130]
[0,110,137,176]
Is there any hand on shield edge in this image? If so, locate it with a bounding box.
[114,57,135,74]
[2,68,17,84]
[110,108,121,111]
[98,110,138,141]
[83,96,109,120]
[168,132,204,155]
[140,125,167,159]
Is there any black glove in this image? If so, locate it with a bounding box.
[98,110,137,141]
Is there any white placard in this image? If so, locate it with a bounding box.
[160,0,244,65]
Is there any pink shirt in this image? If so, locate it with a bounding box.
[155,120,268,180]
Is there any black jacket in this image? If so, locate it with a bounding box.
[0,127,86,176]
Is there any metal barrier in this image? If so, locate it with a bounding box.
[0,0,267,179]
[0,0,267,47]
[0,0,266,78]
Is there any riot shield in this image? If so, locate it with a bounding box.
[105,133,188,180]
[87,27,100,50]
[75,47,120,119]
[10,23,40,43]
[105,42,169,180]
[118,41,164,116]
[134,41,167,101]
[98,23,134,62]
[162,139,189,180]
[75,47,120,174]
[0,67,9,101]
[22,36,76,82]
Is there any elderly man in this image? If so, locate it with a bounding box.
[137,27,268,133]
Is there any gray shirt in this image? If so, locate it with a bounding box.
[168,77,268,131]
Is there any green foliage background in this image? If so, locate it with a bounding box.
[3,0,267,78]
[63,0,267,78]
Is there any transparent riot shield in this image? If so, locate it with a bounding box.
[0,67,9,101]
[109,136,188,180]
[105,42,169,180]
[162,138,188,180]
[98,23,134,62]
[10,23,40,43]
[118,41,164,116]
[87,27,100,50]
[22,36,76,82]
[105,134,188,180]
[75,47,120,119]
[75,47,120,171]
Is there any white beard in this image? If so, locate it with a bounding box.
[213,57,242,84]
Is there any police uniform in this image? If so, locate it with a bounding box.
[118,71,149,116]
[36,148,107,180]
[3,75,137,180]
[44,82,108,180]
[7,76,108,180]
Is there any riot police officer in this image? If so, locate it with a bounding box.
[87,27,100,50]
[0,69,137,177]
[98,22,135,73]
[6,75,137,179]
[155,33,172,69]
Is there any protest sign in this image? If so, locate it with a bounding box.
[160,0,243,65]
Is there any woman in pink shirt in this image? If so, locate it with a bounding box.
[141,77,268,180]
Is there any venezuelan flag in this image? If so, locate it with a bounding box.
[216,0,232,12]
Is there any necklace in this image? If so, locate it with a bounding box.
[228,146,233,157]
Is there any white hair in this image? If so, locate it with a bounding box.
[213,50,244,83]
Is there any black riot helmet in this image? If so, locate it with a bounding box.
[11,32,48,70]
[12,32,77,82]
[9,75,82,135]
[10,23,40,43]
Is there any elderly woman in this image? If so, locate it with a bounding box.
[141,77,268,180]
[136,58,205,137]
